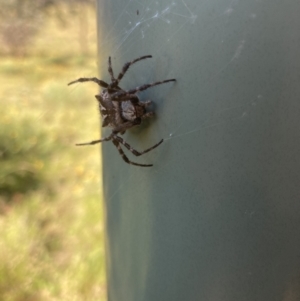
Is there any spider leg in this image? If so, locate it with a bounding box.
[111,93,140,102]
[68,77,109,88]
[112,120,141,134]
[111,94,152,108]
[112,139,153,167]
[141,112,155,119]
[140,100,152,107]
[75,134,113,146]
[114,55,152,86]
[114,136,163,156]
[112,79,176,99]
[108,56,116,82]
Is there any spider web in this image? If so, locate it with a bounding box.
[93,1,300,300]
[96,0,198,201]
[93,0,263,202]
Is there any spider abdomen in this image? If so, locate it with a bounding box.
[121,100,145,122]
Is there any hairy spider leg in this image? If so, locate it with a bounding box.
[76,134,153,166]
[114,55,152,86]
[140,100,152,107]
[114,136,163,156]
[75,134,114,146]
[108,56,115,82]
[68,77,109,88]
[141,112,155,119]
[110,93,141,102]
[112,139,153,167]
[110,120,142,135]
[112,79,176,99]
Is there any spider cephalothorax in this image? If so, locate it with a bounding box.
[68,55,176,167]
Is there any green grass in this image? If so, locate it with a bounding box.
[0,6,106,301]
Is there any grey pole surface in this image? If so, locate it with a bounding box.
[97,0,300,300]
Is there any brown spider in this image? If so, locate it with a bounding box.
[68,55,176,167]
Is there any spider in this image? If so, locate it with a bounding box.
[68,55,176,167]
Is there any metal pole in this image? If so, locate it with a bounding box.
[97,0,300,300]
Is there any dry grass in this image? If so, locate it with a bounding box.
[0,5,106,301]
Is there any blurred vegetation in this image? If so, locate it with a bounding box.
[0,0,94,56]
[0,2,106,301]
[0,108,53,196]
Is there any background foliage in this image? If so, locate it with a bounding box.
[0,0,94,56]
[0,2,106,300]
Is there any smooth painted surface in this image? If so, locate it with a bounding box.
[97,0,300,300]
